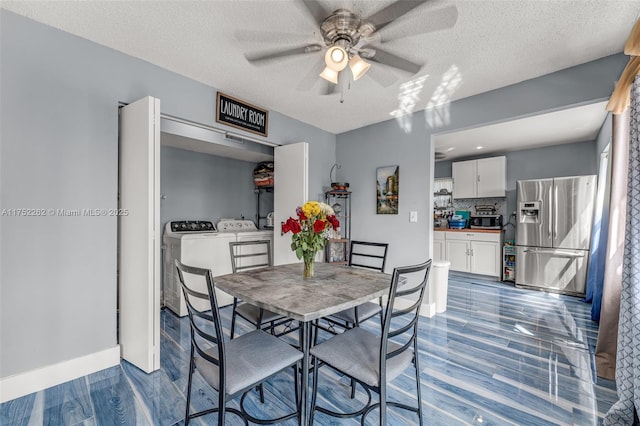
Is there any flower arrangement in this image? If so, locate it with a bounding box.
[282,201,340,277]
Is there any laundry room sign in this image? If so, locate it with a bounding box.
[216,92,269,137]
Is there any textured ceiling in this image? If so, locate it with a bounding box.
[2,0,639,135]
[433,101,610,161]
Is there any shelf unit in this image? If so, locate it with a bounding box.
[254,186,273,229]
[325,190,351,265]
[434,178,454,227]
[503,244,516,282]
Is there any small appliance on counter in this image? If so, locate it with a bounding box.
[266,212,274,228]
[470,204,503,229]
[448,214,467,229]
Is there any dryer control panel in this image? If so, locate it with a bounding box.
[169,220,216,233]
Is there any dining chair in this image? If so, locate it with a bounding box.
[318,241,389,337]
[228,240,290,339]
[175,259,302,426]
[309,259,432,426]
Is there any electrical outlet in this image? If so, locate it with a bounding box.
[410,211,418,223]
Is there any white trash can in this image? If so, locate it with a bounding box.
[432,260,451,313]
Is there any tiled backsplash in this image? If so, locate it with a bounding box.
[433,177,507,220]
[453,198,507,216]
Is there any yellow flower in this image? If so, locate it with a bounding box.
[302,201,320,218]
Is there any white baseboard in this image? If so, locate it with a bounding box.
[0,345,120,403]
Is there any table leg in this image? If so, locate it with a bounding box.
[300,320,310,426]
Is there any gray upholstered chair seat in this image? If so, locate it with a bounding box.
[329,302,382,324]
[310,327,413,388]
[235,303,283,324]
[195,329,302,396]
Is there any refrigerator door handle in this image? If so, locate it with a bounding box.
[523,248,585,258]
[554,185,558,240]
[548,186,553,240]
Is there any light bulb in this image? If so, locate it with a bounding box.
[325,46,348,72]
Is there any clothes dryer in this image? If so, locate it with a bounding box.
[163,220,235,316]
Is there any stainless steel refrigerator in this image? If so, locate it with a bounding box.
[515,176,597,296]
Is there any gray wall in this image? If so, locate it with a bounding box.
[337,115,432,268]
[160,146,269,227]
[337,54,625,271]
[0,11,334,379]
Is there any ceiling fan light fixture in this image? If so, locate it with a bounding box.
[319,66,339,84]
[348,55,371,80]
[325,46,348,72]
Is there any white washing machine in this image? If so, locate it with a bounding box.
[217,219,274,266]
[163,220,236,316]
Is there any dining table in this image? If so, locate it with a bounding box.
[214,261,391,426]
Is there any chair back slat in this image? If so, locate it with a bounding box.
[229,240,272,273]
[175,259,226,371]
[386,338,415,360]
[380,260,432,369]
[388,314,419,339]
[349,241,388,272]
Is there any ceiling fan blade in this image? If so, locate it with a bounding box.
[300,0,331,26]
[378,5,458,43]
[321,80,339,96]
[296,56,326,91]
[235,29,320,45]
[366,48,422,75]
[245,44,323,64]
[363,0,429,32]
[366,65,399,88]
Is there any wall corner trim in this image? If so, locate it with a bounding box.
[0,346,120,403]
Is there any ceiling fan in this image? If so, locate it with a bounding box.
[244,0,458,91]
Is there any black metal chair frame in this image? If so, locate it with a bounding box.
[228,240,294,339]
[175,259,301,426]
[309,259,432,426]
[316,241,389,335]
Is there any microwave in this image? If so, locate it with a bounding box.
[469,214,503,229]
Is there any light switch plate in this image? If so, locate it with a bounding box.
[409,211,418,222]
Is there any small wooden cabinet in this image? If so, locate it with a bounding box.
[440,230,502,277]
[452,156,506,199]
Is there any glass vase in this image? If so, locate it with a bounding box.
[303,255,315,278]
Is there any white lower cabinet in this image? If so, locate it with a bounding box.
[470,240,501,276]
[433,231,446,262]
[446,239,471,272]
[442,231,502,277]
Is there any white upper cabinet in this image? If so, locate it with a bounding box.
[476,156,506,197]
[452,156,506,199]
[451,160,477,199]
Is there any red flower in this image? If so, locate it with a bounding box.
[282,217,301,234]
[313,219,326,233]
[296,206,307,221]
[327,215,340,230]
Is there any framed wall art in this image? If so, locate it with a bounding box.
[376,165,399,214]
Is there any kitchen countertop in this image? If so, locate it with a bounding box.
[434,227,503,234]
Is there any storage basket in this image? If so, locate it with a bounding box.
[253,161,274,187]
[448,219,467,229]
